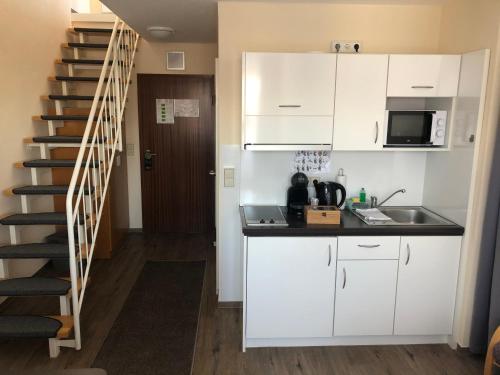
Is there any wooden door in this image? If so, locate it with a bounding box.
[333,54,388,150]
[334,260,398,336]
[246,237,336,339]
[138,74,215,234]
[394,236,462,335]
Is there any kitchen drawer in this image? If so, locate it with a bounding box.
[338,236,400,260]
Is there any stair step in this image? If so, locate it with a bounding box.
[0,212,85,226]
[0,315,73,339]
[63,42,108,49]
[25,136,107,144]
[0,277,71,296]
[0,243,70,259]
[50,76,102,82]
[16,159,101,169]
[35,115,97,122]
[8,185,94,196]
[70,27,113,34]
[44,95,106,101]
[56,58,105,65]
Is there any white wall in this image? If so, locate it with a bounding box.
[241,152,427,206]
[0,1,71,277]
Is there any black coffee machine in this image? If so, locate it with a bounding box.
[287,172,309,216]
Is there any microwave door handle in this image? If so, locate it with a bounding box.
[430,113,438,144]
[374,121,379,144]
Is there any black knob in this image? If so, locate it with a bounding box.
[259,219,265,224]
[269,219,275,224]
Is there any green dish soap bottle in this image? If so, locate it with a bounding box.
[360,188,366,203]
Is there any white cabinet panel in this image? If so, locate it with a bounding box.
[394,236,462,335]
[246,237,337,339]
[338,236,400,260]
[244,52,336,116]
[334,260,398,336]
[387,55,461,97]
[333,54,388,150]
[244,115,333,149]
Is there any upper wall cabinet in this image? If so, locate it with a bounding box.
[242,52,336,150]
[244,52,336,116]
[387,55,461,97]
[333,54,388,151]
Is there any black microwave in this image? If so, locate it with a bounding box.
[384,110,447,147]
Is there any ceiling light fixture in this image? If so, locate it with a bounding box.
[147,26,175,40]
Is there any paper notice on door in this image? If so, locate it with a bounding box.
[174,99,199,117]
[156,99,174,124]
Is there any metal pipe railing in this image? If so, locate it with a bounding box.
[65,17,139,349]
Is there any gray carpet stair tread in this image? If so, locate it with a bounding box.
[47,95,106,101]
[40,115,95,121]
[0,213,85,226]
[22,159,100,168]
[0,277,71,296]
[54,76,101,82]
[0,243,69,259]
[60,59,105,65]
[67,42,109,49]
[73,27,113,34]
[32,136,106,144]
[12,185,93,195]
[0,316,62,338]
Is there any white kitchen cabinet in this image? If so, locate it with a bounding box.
[242,52,336,150]
[246,237,337,339]
[333,54,389,150]
[243,52,336,116]
[334,260,398,336]
[394,236,462,335]
[387,55,461,97]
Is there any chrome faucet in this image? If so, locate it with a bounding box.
[371,188,406,208]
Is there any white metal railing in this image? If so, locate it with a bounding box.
[65,17,139,349]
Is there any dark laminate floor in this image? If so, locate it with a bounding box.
[0,233,484,374]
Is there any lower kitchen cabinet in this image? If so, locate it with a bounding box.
[394,236,462,335]
[246,237,337,339]
[334,260,398,336]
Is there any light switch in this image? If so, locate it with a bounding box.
[224,167,235,187]
[126,143,134,156]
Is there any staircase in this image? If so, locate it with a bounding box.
[0,18,138,357]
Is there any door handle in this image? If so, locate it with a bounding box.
[278,104,301,108]
[342,267,347,289]
[411,85,434,89]
[374,121,379,144]
[144,149,157,171]
[405,243,411,265]
[328,244,331,266]
[209,170,216,176]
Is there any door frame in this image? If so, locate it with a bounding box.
[137,73,216,233]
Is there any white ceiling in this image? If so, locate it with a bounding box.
[101,0,448,43]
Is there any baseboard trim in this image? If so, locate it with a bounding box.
[218,301,242,309]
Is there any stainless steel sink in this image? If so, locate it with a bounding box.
[353,206,457,226]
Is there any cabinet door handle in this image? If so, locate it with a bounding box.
[411,85,434,89]
[357,244,380,248]
[342,267,347,289]
[374,121,379,144]
[405,243,411,265]
[278,104,302,108]
[328,244,332,266]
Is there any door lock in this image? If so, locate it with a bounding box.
[144,149,157,171]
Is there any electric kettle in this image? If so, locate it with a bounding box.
[313,180,346,208]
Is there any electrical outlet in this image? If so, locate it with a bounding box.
[331,40,361,53]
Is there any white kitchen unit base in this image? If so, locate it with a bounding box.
[245,335,450,349]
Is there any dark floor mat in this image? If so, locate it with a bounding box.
[93,261,205,375]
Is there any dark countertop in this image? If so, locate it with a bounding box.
[240,206,464,237]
